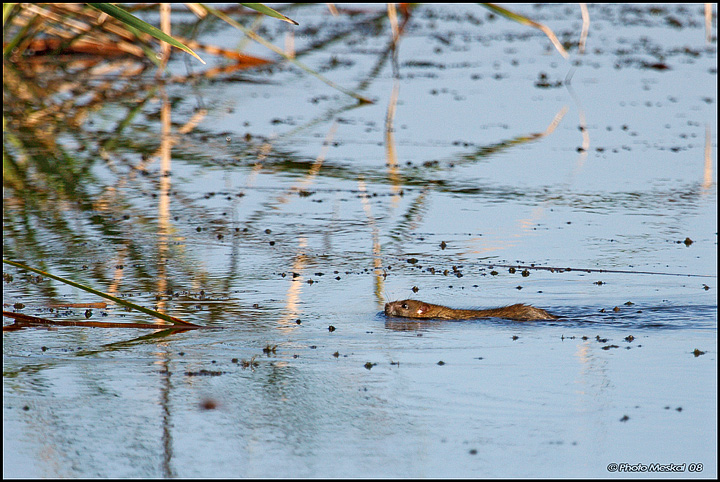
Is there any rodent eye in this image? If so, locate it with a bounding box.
[401,303,408,309]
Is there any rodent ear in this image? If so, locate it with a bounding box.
[416,303,431,315]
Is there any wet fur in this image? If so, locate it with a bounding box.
[384,299,557,321]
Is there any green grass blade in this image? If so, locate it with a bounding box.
[3,3,16,26]
[3,4,35,57]
[3,259,198,326]
[87,3,206,64]
[200,3,372,104]
[240,3,298,25]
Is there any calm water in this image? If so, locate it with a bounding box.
[3,3,717,478]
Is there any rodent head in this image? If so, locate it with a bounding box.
[384,299,434,318]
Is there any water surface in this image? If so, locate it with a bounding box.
[3,3,717,478]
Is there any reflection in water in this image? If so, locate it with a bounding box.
[579,4,590,54]
[358,179,385,305]
[157,86,172,313]
[385,80,402,201]
[704,125,713,193]
[278,236,307,332]
[384,318,443,332]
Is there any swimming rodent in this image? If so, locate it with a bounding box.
[384,299,558,321]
